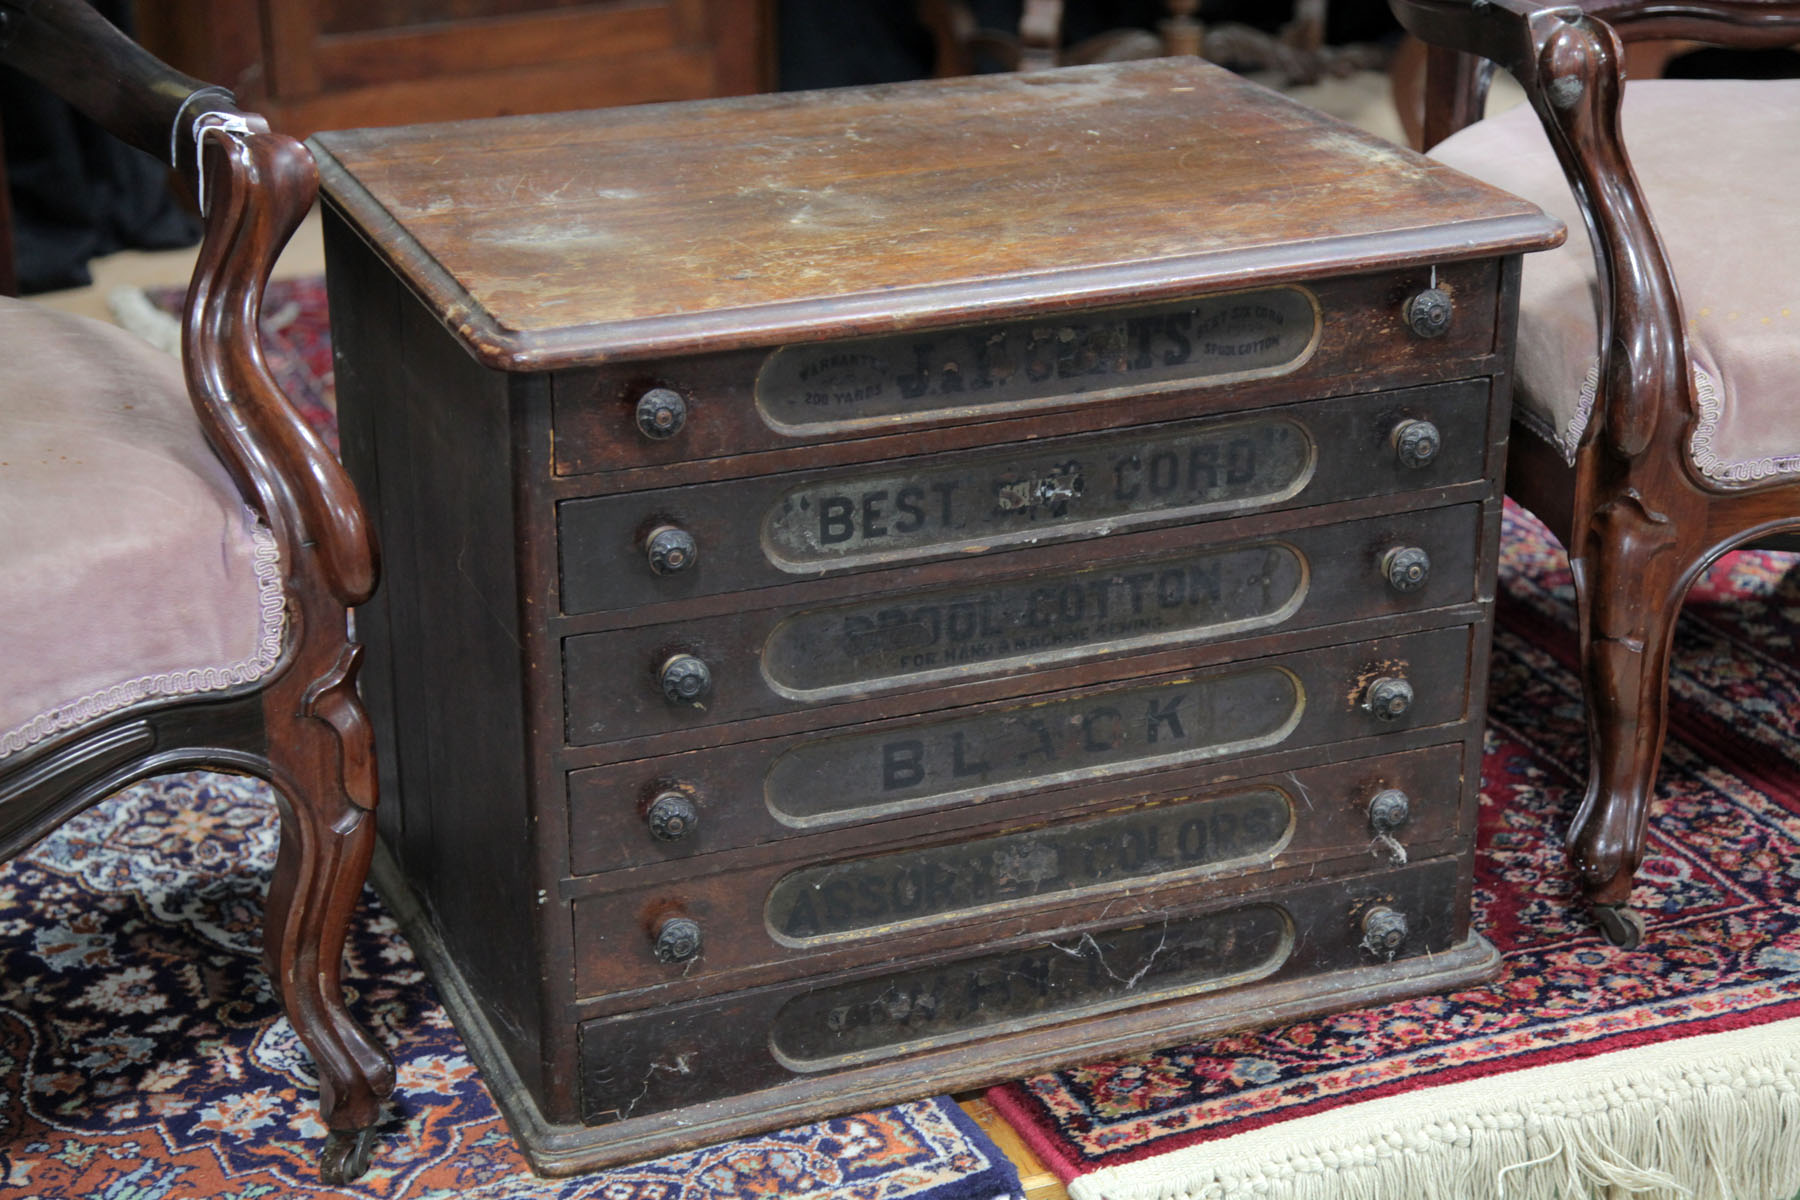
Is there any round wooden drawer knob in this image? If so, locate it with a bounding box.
[1382,546,1431,593]
[636,387,688,440]
[1392,418,1442,469]
[653,916,702,964]
[647,791,699,842]
[1404,288,1453,338]
[645,525,698,575]
[659,654,713,707]
[1365,676,1414,721]
[1361,906,1410,956]
[1368,788,1412,834]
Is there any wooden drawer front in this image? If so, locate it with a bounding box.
[567,625,1474,875]
[564,504,1479,746]
[558,380,1490,616]
[570,744,1463,997]
[577,855,1467,1121]
[549,262,1500,478]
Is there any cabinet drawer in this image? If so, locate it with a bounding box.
[576,856,1472,1121]
[567,624,1476,874]
[570,743,1463,997]
[550,262,1501,478]
[557,380,1490,616]
[563,505,1480,746]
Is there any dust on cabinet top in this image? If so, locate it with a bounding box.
[310,57,1561,370]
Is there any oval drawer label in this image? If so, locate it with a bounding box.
[755,287,1321,432]
[760,416,1313,571]
[769,905,1293,1068]
[765,669,1303,827]
[763,544,1305,697]
[766,788,1293,944]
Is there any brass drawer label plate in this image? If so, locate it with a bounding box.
[760,416,1313,571]
[761,543,1306,697]
[768,905,1293,1068]
[755,287,1321,432]
[765,788,1293,944]
[765,668,1303,827]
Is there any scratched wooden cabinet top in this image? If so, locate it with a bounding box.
[311,58,1560,368]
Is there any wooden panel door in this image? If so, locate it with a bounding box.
[135,0,773,136]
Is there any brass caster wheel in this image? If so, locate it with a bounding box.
[1593,904,1646,950]
[320,1126,380,1184]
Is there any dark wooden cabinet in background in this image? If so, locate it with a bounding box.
[135,0,772,136]
[312,59,1560,1174]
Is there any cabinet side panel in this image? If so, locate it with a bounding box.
[326,204,547,1098]
[399,288,545,1097]
[324,205,411,861]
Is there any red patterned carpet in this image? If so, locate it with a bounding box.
[988,502,1800,1195]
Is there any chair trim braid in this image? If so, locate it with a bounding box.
[0,516,285,761]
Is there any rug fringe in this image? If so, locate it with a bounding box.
[1069,1021,1800,1200]
[107,284,182,355]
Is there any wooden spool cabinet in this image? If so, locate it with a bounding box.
[313,58,1561,1173]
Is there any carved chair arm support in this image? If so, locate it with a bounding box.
[1395,0,1704,463]
[184,129,379,608]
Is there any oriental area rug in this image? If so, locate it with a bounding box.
[989,503,1800,1200]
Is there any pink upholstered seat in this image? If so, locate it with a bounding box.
[1431,79,1800,483]
[0,298,283,760]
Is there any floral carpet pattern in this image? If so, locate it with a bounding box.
[988,503,1800,1179]
[0,773,1023,1199]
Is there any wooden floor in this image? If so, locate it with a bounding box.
[25,207,323,323]
[960,1094,1068,1200]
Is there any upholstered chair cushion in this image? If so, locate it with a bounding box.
[1430,79,1800,484]
[0,298,283,760]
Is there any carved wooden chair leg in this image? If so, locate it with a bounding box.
[260,639,394,1183]
[171,112,393,1180]
[1566,629,1673,949]
[1565,497,1702,949]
